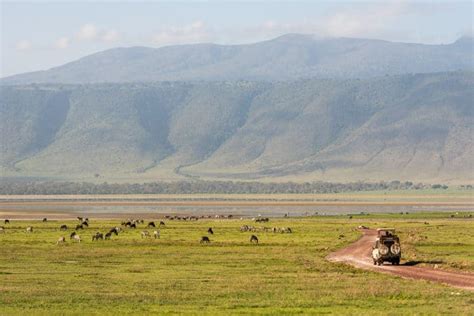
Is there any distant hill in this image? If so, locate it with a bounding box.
[1,34,473,84]
[1,72,472,182]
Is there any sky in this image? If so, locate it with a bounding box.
[1,0,473,77]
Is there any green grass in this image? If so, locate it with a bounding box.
[0,213,473,315]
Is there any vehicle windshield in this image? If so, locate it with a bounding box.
[378,229,395,237]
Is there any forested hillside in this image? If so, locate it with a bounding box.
[1,72,472,182]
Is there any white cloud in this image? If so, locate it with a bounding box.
[240,1,409,42]
[102,30,120,42]
[77,23,98,40]
[152,20,211,46]
[324,2,407,38]
[16,40,31,51]
[55,37,70,49]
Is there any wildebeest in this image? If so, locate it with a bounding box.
[272,227,292,234]
[77,217,83,222]
[60,224,68,231]
[130,223,137,229]
[153,230,160,239]
[92,232,104,241]
[57,236,66,244]
[72,234,81,243]
[159,221,165,226]
[208,228,214,235]
[250,235,259,244]
[26,226,33,233]
[81,221,89,227]
[70,231,77,239]
[141,231,150,238]
[104,232,113,240]
[75,224,84,230]
[109,227,120,235]
[42,218,48,222]
[200,236,210,244]
[4,219,10,224]
[147,222,156,228]
[240,225,250,232]
[255,217,269,223]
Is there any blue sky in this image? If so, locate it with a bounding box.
[1,1,472,77]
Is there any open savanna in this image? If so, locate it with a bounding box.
[0,212,473,315]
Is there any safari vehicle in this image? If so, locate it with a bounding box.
[372,228,401,265]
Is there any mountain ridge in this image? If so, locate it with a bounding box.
[2,34,473,84]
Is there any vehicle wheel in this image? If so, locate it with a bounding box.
[373,259,376,265]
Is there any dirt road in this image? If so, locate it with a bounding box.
[327,229,474,291]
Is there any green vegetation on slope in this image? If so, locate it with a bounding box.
[1,72,473,182]
[0,214,473,315]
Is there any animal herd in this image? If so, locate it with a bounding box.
[240,225,292,233]
[0,217,291,245]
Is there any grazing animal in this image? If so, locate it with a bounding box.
[159,221,165,226]
[104,232,113,240]
[57,236,66,244]
[77,217,83,222]
[92,232,104,241]
[60,224,68,231]
[124,221,132,227]
[208,228,214,235]
[42,218,48,222]
[200,236,210,244]
[153,230,160,239]
[141,231,150,238]
[85,218,89,222]
[130,223,137,229]
[72,234,81,243]
[81,221,89,227]
[147,222,156,228]
[26,226,33,233]
[109,227,119,235]
[250,235,259,244]
[4,219,10,224]
[75,224,84,230]
[70,231,77,239]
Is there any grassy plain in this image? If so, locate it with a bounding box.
[0,213,473,315]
